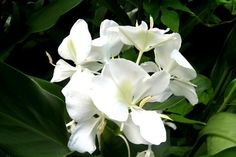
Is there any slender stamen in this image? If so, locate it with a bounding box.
[150,16,154,29]
[139,96,152,108]
[45,51,56,66]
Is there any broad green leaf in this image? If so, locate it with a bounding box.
[161,0,194,15]
[199,112,236,155]
[192,75,214,105]
[0,62,70,157]
[169,114,206,125]
[27,0,83,33]
[199,146,236,157]
[207,136,236,155]
[29,76,64,101]
[160,8,179,32]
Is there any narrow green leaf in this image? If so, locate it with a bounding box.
[160,8,179,32]
[0,62,70,157]
[169,114,206,125]
[27,0,83,33]
[199,112,236,155]
[161,0,194,15]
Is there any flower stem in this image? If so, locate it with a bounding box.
[118,134,131,157]
[136,51,143,64]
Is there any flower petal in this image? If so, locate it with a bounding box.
[122,115,149,145]
[170,80,198,105]
[68,117,100,154]
[51,59,77,82]
[90,76,129,121]
[62,70,98,122]
[131,109,166,145]
[59,19,92,64]
[140,61,159,73]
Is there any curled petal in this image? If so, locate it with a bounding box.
[122,116,149,145]
[51,59,77,82]
[131,109,166,145]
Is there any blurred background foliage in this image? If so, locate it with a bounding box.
[0,0,236,157]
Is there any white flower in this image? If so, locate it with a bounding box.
[116,20,176,53]
[62,70,105,154]
[90,58,169,144]
[141,34,198,105]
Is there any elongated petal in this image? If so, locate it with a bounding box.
[136,149,155,157]
[122,116,149,144]
[131,109,166,145]
[59,19,92,64]
[68,117,100,154]
[62,70,98,122]
[150,89,172,102]
[51,59,77,82]
[90,76,129,121]
[170,80,198,105]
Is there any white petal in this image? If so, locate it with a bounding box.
[59,19,92,64]
[90,76,129,121]
[68,117,100,154]
[131,109,166,145]
[62,70,98,122]
[123,116,149,144]
[154,33,181,55]
[133,71,170,103]
[50,59,77,82]
[102,59,148,87]
[170,50,197,80]
[70,19,92,63]
[150,89,172,102]
[170,80,198,105]
[90,20,123,62]
[140,61,159,73]
[136,149,155,157]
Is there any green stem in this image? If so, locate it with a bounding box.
[136,51,143,64]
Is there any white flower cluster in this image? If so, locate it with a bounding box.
[51,18,198,156]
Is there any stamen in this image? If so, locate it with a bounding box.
[139,96,152,108]
[150,16,154,29]
[45,51,56,66]
[160,114,173,121]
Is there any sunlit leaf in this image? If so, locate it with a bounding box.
[199,112,236,155]
[169,114,206,125]
[160,8,179,32]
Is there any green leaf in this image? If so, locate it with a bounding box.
[166,99,193,116]
[29,76,64,101]
[160,8,179,32]
[27,0,83,33]
[0,62,70,157]
[199,112,236,155]
[224,79,236,104]
[169,114,206,125]
[192,75,214,105]
[161,0,194,15]
[144,96,185,111]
